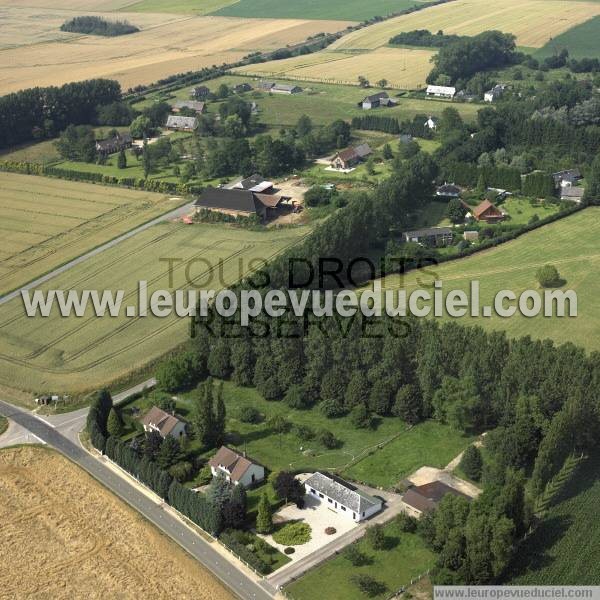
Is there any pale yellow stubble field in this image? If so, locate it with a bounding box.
[331,0,600,50]
[236,46,436,89]
[0,7,353,93]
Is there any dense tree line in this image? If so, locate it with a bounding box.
[389,29,464,48]
[0,79,121,149]
[441,162,522,191]
[0,160,201,194]
[60,16,139,37]
[351,115,400,134]
[428,31,518,84]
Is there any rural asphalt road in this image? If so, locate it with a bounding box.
[0,201,194,306]
[0,399,277,600]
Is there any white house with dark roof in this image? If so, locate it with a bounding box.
[304,472,383,522]
[208,446,265,487]
[426,84,456,99]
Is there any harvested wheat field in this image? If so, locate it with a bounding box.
[236,46,435,89]
[0,6,352,93]
[0,446,233,599]
[331,0,600,50]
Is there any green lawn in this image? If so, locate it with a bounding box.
[372,207,600,352]
[212,0,429,21]
[286,522,435,600]
[344,420,474,487]
[508,453,600,584]
[122,381,473,488]
[499,196,561,226]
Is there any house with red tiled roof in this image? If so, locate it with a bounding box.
[208,446,265,487]
[140,406,186,439]
[472,199,505,224]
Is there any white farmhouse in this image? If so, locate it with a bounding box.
[140,406,186,439]
[426,84,456,99]
[304,472,383,522]
[208,446,265,487]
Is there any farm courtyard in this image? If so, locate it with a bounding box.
[0,446,233,599]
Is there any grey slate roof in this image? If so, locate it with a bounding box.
[404,227,453,238]
[272,83,302,93]
[362,91,389,103]
[194,188,260,213]
[165,115,198,129]
[174,100,205,112]
[304,472,381,514]
[354,143,372,158]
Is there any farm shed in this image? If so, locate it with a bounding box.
[402,481,470,517]
[193,187,283,221]
[403,227,454,247]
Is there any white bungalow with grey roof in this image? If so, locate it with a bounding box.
[165,115,198,131]
[304,472,383,522]
[426,85,456,99]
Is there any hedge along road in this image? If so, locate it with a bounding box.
[0,399,276,600]
[0,200,194,306]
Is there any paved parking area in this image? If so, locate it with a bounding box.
[259,493,359,562]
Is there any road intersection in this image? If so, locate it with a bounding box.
[0,395,278,600]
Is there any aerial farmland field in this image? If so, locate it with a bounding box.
[0,5,351,93]
[0,221,311,400]
[0,172,183,296]
[508,453,600,585]
[213,0,428,21]
[235,47,435,89]
[368,208,600,352]
[330,0,600,50]
[534,14,600,59]
[0,446,233,599]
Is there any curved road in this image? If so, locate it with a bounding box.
[0,399,275,600]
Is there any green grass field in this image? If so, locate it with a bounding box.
[286,522,435,600]
[137,75,481,128]
[122,0,238,14]
[213,0,426,21]
[0,223,311,400]
[0,172,183,296]
[168,381,471,485]
[534,15,600,59]
[370,208,600,352]
[508,453,600,584]
[344,421,474,487]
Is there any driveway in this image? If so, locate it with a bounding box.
[259,493,359,563]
